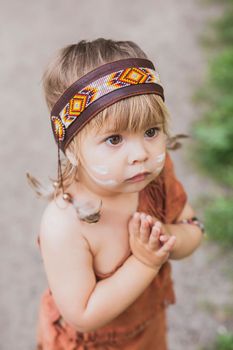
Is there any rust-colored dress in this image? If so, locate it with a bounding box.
[35,152,187,349]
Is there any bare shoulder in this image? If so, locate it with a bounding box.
[38,196,93,275]
[40,196,76,232]
[40,178,85,230]
[38,196,96,330]
[39,196,87,247]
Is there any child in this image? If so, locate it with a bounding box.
[28,38,204,349]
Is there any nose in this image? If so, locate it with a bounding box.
[127,140,149,165]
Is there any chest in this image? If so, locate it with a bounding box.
[82,195,139,276]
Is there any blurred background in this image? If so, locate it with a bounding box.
[1,0,233,349]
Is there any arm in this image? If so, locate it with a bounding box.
[163,202,203,260]
[81,255,159,331]
[161,152,203,259]
[39,202,159,333]
[83,212,177,331]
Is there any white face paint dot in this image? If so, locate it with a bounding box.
[90,175,118,187]
[85,167,119,187]
[156,153,166,163]
[90,165,109,175]
[154,165,164,174]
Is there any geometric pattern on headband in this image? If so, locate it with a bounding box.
[51,66,162,142]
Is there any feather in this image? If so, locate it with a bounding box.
[72,197,102,223]
[26,172,54,200]
[166,133,190,150]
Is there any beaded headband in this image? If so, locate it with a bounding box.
[50,58,165,154]
[50,57,165,220]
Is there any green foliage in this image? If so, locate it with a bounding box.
[191,0,233,246]
[192,3,233,182]
[215,333,233,350]
[192,96,233,187]
[198,0,233,49]
[201,332,233,350]
[215,9,233,45]
[204,197,233,246]
[209,48,233,93]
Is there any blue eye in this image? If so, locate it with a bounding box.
[145,127,160,138]
[105,134,123,145]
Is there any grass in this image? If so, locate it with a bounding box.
[191,0,233,246]
[201,333,233,350]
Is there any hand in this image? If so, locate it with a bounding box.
[128,212,176,270]
[145,215,173,247]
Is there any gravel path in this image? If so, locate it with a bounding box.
[1,1,232,349]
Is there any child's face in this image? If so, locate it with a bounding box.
[77,120,167,197]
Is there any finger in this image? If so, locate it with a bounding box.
[159,224,167,235]
[140,214,150,243]
[159,235,170,242]
[153,221,162,231]
[150,216,161,226]
[148,224,160,249]
[145,214,159,235]
[152,221,162,234]
[156,236,176,257]
[130,212,141,238]
[146,215,154,227]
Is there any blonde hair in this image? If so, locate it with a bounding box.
[27,39,188,218]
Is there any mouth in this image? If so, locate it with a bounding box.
[126,172,151,182]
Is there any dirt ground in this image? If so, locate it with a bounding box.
[1,0,232,349]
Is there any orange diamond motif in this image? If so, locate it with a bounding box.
[68,94,87,116]
[51,116,65,141]
[119,68,148,85]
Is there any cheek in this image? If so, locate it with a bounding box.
[90,164,109,175]
[88,163,121,187]
[81,157,120,187]
[80,138,121,186]
[155,151,166,164]
[154,163,165,176]
[84,153,117,179]
[81,143,107,173]
[154,153,166,174]
[150,139,167,176]
[88,146,122,176]
[151,136,166,164]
